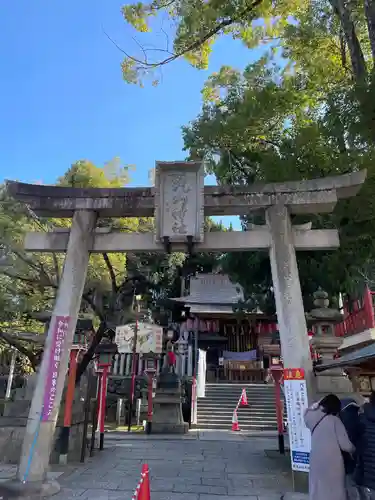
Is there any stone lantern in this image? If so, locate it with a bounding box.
[307,290,353,398]
[95,340,117,370]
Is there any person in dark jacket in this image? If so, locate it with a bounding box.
[340,398,361,473]
[340,398,361,499]
[355,392,375,499]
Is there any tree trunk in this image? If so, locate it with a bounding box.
[75,320,107,385]
[364,0,375,64]
[330,0,367,81]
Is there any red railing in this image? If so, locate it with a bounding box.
[335,287,375,337]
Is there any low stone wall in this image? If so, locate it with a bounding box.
[0,376,90,465]
[0,418,26,464]
[0,415,86,465]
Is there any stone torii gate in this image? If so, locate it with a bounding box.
[6,161,366,489]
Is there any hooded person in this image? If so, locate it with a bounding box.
[304,393,355,500]
[355,392,375,499]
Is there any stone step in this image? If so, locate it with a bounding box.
[203,390,275,395]
[200,394,278,400]
[198,410,278,418]
[197,407,277,413]
[197,384,281,432]
[197,405,283,413]
[204,386,275,391]
[200,392,278,396]
[197,416,277,423]
[196,422,277,430]
[197,402,277,409]
[198,398,278,403]
[203,396,277,401]
[205,383,273,387]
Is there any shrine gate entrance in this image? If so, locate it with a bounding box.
[7,161,366,486]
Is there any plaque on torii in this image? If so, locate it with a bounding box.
[154,161,204,253]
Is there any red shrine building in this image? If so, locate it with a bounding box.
[169,273,281,383]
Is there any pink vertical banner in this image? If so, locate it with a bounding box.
[41,315,70,422]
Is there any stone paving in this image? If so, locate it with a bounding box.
[50,431,308,500]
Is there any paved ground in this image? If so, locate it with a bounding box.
[50,431,308,500]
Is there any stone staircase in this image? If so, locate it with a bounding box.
[197,383,281,432]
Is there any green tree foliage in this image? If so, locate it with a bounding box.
[119,0,265,84]
[118,0,374,85]
[178,1,375,311]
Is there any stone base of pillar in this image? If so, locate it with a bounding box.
[0,478,60,498]
[293,470,309,494]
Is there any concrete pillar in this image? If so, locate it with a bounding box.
[17,210,96,485]
[266,204,313,492]
[113,354,119,376]
[5,348,17,400]
[119,353,126,376]
[187,345,193,377]
[125,353,131,376]
[266,205,313,381]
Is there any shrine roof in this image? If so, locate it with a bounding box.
[6,168,366,217]
[315,342,375,372]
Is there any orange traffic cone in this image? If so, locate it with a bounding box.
[232,410,240,431]
[133,464,150,500]
[239,388,248,407]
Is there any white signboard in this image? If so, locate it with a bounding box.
[115,323,163,354]
[284,368,311,472]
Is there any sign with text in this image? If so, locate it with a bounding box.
[115,323,163,354]
[42,315,70,421]
[284,368,311,472]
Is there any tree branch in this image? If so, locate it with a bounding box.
[0,331,39,370]
[52,254,60,286]
[75,321,108,384]
[1,270,40,286]
[329,0,367,81]
[102,253,118,293]
[107,0,264,70]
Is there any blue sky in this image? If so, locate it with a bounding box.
[0,0,268,228]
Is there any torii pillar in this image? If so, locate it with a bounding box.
[18,211,96,493]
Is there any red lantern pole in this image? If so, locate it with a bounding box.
[99,365,108,450]
[59,349,78,464]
